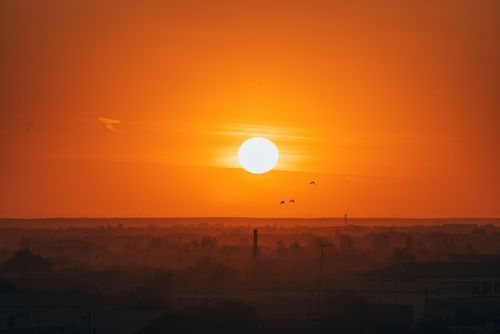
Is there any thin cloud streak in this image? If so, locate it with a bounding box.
[98,117,123,133]
[203,122,323,143]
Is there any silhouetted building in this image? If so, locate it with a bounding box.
[361,260,500,327]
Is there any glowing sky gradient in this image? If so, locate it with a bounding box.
[1,0,499,218]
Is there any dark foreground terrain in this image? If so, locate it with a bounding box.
[0,218,499,333]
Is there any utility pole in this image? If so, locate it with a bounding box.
[344,213,348,226]
[253,229,258,258]
[317,241,331,327]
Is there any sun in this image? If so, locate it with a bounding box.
[238,137,279,174]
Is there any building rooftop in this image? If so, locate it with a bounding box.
[365,262,500,279]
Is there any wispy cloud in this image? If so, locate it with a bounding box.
[203,122,323,143]
[98,117,123,133]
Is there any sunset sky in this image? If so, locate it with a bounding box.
[1,0,499,218]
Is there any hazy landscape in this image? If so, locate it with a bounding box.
[1,218,499,333]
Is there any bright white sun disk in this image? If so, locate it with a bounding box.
[238,137,279,174]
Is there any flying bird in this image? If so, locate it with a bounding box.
[98,117,123,133]
[25,122,39,132]
[309,181,316,185]
[280,200,285,205]
[289,199,295,204]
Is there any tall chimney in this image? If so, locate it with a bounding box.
[253,229,258,257]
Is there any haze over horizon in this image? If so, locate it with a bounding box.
[2,217,500,228]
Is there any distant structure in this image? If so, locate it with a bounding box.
[317,241,332,322]
[363,259,500,325]
[253,229,258,258]
[344,213,348,225]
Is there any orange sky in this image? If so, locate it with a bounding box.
[1,0,499,218]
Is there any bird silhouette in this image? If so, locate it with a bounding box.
[25,122,39,132]
[280,200,285,205]
[289,199,295,204]
[309,181,316,185]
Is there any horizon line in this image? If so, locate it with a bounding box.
[1,216,500,221]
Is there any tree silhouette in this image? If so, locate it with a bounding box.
[3,248,52,273]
